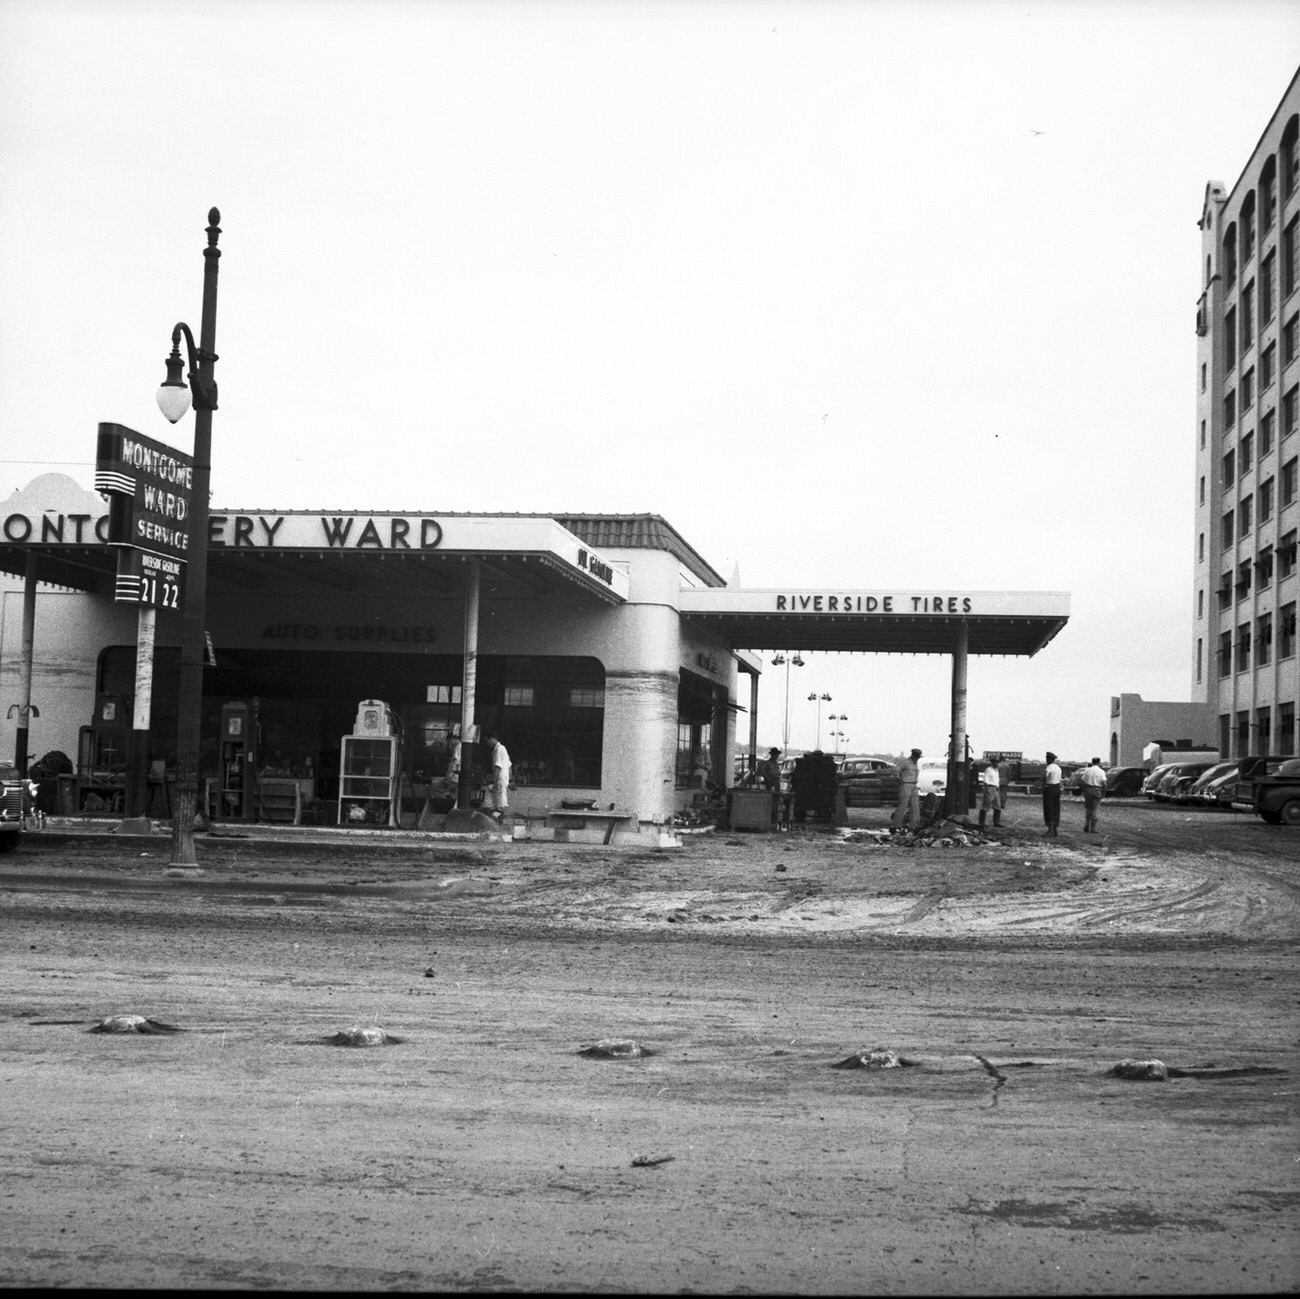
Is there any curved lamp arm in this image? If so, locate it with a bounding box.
[156,321,219,422]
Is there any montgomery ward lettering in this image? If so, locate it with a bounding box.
[209,515,444,549]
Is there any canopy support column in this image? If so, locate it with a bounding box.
[13,553,38,775]
[457,559,481,809]
[946,619,970,817]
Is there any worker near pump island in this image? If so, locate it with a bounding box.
[978,759,1001,829]
[1042,752,1062,836]
[760,747,781,792]
[484,733,511,820]
[1079,756,1106,833]
[892,748,922,830]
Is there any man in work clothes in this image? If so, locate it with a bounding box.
[978,759,1001,829]
[892,748,922,830]
[484,733,512,821]
[1041,751,1063,836]
[1079,756,1106,833]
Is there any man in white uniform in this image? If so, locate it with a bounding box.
[484,734,511,819]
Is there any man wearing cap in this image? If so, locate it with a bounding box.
[759,746,783,824]
[892,748,922,830]
[1042,751,1062,836]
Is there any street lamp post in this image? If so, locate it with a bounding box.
[156,208,222,866]
[771,652,803,751]
[808,692,832,749]
[828,714,848,753]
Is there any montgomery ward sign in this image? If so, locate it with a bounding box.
[205,512,630,600]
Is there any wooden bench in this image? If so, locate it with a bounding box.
[544,806,638,844]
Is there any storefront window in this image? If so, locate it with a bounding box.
[676,668,728,789]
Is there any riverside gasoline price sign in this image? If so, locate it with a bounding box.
[94,421,192,608]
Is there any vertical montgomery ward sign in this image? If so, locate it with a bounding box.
[94,422,193,608]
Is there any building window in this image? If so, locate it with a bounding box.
[1225,307,1238,371]
[1285,388,1299,441]
[1218,631,1233,678]
[568,686,605,708]
[1224,226,1238,290]
[1222,509,1235,547]
[1220,712,1232,758]
[1201,362,1208,393]
[1257,707,1272,755]
[1201,418,1207,449]
[1239,494,1253,537]
[1240,430,1254,472]
[1224,389,1236,427]
[1198,587,1205,618]
[1218,571,1233,610]
[1263,341,1276,391]
[1243,196,1257,263]
[1236,559,1252,601]
[1285,214,1300,296]
[1286,120,1300,196]
[1262,156,1278,230]
[1242,369,1256,413]
[1260,475,1275,522]
[1280,529,1298,579]
[1236,622,1252,672]
[1282,602,1298,659]
[426,685,462,705]
[1262,408,1276,456]
[1286,314,1300,365]
[1256,612,1273,667]
[1241,282,1255,350]
[1196,636,1204,684]
[1236,709,1251,755]
[1262,250,1276,322]
[1284,456,1298,506]
[1280,702,1297,756]
[503,685,535,707]
[1199,475,1206,505]
[1223,448,1236,487]
[1257,544,1275,585]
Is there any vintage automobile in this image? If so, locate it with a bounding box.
[1153,761,1217,803]
[1102,766,1149,798]
[838,758,901,808]
[1184,761,1240,806]
[1233,755,1298,815]
[1141,763,1177,798]
[1250,757,1300,825]
[0,762,26,852]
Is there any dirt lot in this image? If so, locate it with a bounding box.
[2,796,1298,1294]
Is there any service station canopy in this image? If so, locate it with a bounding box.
[678,588,1070,657]
[0,478,629,606]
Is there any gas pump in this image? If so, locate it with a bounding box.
[217,700,258,821]
[76,693,130,812]
[338,700,402,826]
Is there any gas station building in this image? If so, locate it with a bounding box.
[0,472,1070,834]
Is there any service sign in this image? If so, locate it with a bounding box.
[94,422,193,606]
[94,422,193,563]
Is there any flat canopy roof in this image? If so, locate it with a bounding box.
[0,477,628,605]
[678,588,1070,657]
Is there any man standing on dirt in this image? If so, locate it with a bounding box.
[978,759,1001,830]
[892,748,922,830]
[1042,751,1062,836]
[1079,756,1106,833]
[484,733,512,821]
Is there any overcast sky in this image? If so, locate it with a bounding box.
[2,0,1298,760]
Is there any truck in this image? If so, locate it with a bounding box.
[0,762,26,851]
[1232,754,1295,815]
[1247,757,1300,825]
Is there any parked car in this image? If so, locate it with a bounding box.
[1141,764,1177,798]
[1186,761,1240,806]
[1154,761,1217,803]
[1196,764,1244,810]
[915,760,948,798]
[1103,766,1148,798]
[1251,757,1300,825]
[839,758,901,808]
[1232,755,1295,813]
[0,763,26,852]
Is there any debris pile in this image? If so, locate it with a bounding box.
[88,1015,183,1035]
[839,818,990,849]
[831,1047,909,1070]
[1109,1058,1168,1081]
[326,1025,404,1047]
[578,1038,654,1059]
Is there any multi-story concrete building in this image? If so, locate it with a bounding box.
[1194,67,1300,759]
